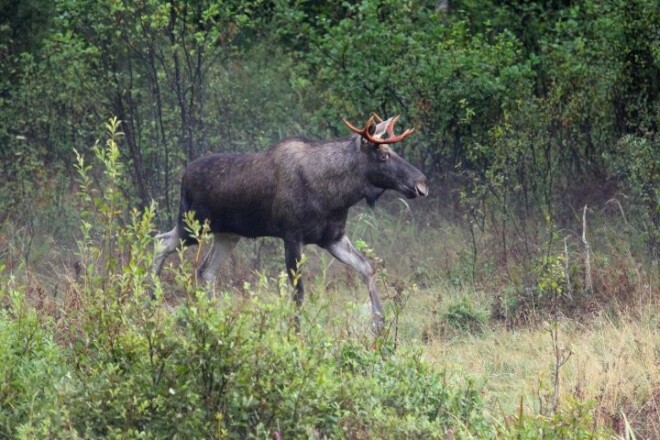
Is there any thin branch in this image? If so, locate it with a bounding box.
[581,205,593,294]
[563,236,573,301]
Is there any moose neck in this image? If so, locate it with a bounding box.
[278,136,374,212]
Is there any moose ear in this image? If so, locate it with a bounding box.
[367,120,377,136]
[359,121,378,147]
[371,117,394,140]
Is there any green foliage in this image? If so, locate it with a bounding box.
[0,289,494,438]
[495,254,579,321]
[535,255,566,299]
[443,297,487,335]
[500,397,607,439]
[608,134,660,256]
[277,0,535,170]
[0,290,67,438]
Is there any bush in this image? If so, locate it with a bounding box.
[0,291,70,438]
[1,281,495,438]
[443,297,487,335]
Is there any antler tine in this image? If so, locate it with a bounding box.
[381,115,414,142]
[343,115,376,137]
[343,114,414,145]
[371,112,384,123]
[380,115,415,144]
[363,114,377,134]
[342,118,364,135]
[385,115,400,138]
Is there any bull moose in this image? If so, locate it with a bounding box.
[153,115,428,334]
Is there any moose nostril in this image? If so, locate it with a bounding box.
[416,181,429,197]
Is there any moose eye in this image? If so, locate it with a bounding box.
[378,151,390,162]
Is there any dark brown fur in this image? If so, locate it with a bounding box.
[178,135,425,243]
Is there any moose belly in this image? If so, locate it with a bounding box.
[298,212,348,246]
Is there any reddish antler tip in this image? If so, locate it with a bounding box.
[342,118,362,134]
[371,112,384,123]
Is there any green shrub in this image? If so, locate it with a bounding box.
[608,134,660,257]
[500,397,608,439]
[443,297,487,335]
[0,291,69,438]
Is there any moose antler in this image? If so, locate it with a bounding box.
[343,115,415,144]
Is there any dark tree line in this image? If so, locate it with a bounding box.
[1,0,658,254]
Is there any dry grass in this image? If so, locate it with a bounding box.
[290,274,659,438]
[421,297,659,438]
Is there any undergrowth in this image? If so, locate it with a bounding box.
[0,120,492,439]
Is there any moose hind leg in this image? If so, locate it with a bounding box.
[284,239,305,331]
[324,235,384,335]
[199,233,240,294]
[153,226,181,275]
[284,240,305,306]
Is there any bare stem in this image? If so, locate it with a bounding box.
[581,205,593,294]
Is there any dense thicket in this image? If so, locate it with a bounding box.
[1,0,658,254]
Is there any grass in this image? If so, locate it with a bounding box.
[425,304,659,435]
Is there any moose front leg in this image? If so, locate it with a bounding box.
[324,235,385,336]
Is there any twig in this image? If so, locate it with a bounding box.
[605,198,629,227]
[581,205,593,294]
[563,236,573,301]
[549,322,573,414]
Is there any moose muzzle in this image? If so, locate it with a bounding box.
[415,179,429,198]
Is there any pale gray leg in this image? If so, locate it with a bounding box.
[199,233,240,294]
[153,226,181,275]
[324,235,385,335]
